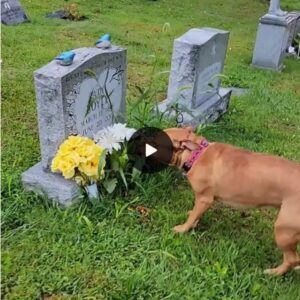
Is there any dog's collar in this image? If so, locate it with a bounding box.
[182,139,209,173]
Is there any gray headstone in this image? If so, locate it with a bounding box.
[1,0,29,25]
[34,46,126,169]
[252,12,300,71]
[22,46,127,205]
[158,27,232,126]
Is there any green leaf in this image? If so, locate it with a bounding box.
[98,150,107,179]
[177,85,192,92]
[147,250,178,261]
[103,178,117,194]
[154,70,170,77]
[177,104,197,119]
[162,22,171,32]
[111,158,120,171]
[85,91,97,117]
[114,197,140,219]
[131,179,146,194]
[82,216,93,232]
[135,85,145,95]
[211,73,228,80]
[119,168,128,190]
[119,151,128,168]
[195,124,206,135]
[84,68,97,78]
[131,167,141,182]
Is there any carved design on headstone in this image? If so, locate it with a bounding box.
[63,66,124,137]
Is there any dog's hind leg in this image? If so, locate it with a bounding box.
[264,199,300,276]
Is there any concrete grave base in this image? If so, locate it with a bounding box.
[158,87,232,128]
[22,162,82,206]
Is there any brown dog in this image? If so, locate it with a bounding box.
[163,127,300,275]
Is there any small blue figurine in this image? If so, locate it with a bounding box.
[96,34,111,49]
[55,51,76,66]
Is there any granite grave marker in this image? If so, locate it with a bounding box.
[1,0,29,25]
[22,46,127,205]
[158,27,232,126]
[252,0,300,71]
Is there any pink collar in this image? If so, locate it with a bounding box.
[183,139,209,172]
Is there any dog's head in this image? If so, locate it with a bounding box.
[162,127,201,168]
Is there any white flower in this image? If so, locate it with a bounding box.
[110,123,136,141]
[93,123,136,154]
[94,128,121,154]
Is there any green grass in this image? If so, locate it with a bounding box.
[2,0,300,299]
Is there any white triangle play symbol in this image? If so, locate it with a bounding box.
[145,143,157,157]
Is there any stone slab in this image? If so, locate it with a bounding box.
[22,162,82,206]
[252,12,299,71]
[166,27,229,108]
[34,46,127,169]
[1,0,29,25]
[158,87,232,127]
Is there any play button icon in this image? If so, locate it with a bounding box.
[127,127,173,173]
[145,144,157,157]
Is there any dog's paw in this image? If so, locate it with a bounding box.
[173,224,188,233]
[263,267,285,276]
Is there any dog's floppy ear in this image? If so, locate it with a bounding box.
[179,140,199,151]
[172,139,199,151]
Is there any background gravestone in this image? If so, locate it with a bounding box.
[22,46,127,205]
[158,27,232,126]
[1,0,29,25]
[252,0,300,71]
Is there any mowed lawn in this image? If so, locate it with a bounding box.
[2,0,300,299]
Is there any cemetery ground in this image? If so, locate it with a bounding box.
[2,0,300,298]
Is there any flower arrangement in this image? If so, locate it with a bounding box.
[51,135,106,186]
[51,124,137,198]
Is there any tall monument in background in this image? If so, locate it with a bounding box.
[252,0,300,71]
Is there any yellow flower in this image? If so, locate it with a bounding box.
[65,151,81,167]
[51,155,61,172]
[51,135,106,182]
[60,160,76,179]
[78,158,99,177]
[77,146,93,160]
[51,154,76,179]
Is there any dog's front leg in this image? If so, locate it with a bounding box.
[174,193,213,233]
